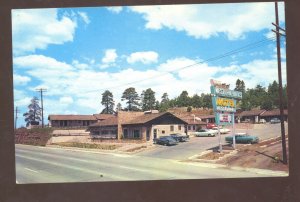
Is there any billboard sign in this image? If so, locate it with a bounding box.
[211,86,242,99]
[215,113,233,125]
[212,96,236,113]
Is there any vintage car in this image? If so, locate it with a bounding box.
[206,123,217,129]
[225,133,259,144]
[153,136,178,146]
[169,133,189,142]
[211,127,230,134]
[194,129,218,137]
[270,118,281,124]
[259,119,266,124]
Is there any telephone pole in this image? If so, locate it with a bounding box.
[272,1,287,164]
[36,88,47,128]
[14,106,20,130]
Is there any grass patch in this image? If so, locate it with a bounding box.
[51,142,120,150]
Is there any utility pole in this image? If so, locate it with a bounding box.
[36,88,47,128]
[14,106,20,130]
[272,1,288,164]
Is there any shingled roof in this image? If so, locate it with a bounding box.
[260,109,288,117]
[93,114,115,120]
[239,109,266,117]
[89,116,118,127]
[48,115,96,121]
[122,112,187,125]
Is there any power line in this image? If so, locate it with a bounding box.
[84,36,277,94]
[36,88,47,128]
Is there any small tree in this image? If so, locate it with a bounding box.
[116,102,122,112]
[23,96,42,127]
[101,90,115,114]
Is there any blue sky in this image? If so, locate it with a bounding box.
[12,2,286,127]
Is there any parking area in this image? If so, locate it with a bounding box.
[137,122,288,160]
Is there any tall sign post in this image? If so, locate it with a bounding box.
[210,79,242,151]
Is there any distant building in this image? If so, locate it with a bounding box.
[260,109,288,122]
[237,109,266,123]
[48,114,115,128]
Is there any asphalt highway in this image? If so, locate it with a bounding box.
[16,144,275,184]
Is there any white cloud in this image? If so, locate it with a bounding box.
[101,49,118,68]
[72,60,89,70]
[78,12,90,24]
[127,51,159,64]
[12,9,77,54]
[14,97,32,107]
[106,7,123,14]
[59,96,74,105]
[14,74,31,85]
[13,54,286,115]
[130,2,285,40]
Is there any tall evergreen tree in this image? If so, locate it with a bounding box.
[159,93,170,112]
[191,94,202,108]
[23,96,42,127]
[101,90,115,114]
[121,87,140,111]
[235,79,245,93]
[177,90,190,107]
[141,88,156,111]
[201,93,212,109]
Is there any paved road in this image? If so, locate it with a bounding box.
[137,123,288,160]
[16,144,273,184]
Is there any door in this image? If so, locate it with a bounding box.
[153,129,157,139]
[146,129,150,141]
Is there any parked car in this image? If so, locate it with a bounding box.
[225,133,259,144]
[270,118,281,124]
[169,133,189,142]
[194,129,218,137]
[259,119,266,124]
[206,123,217,129]
[211,127,230,134]
[153,136,178,146]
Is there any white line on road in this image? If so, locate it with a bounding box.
[24,167,39,173]
[16,154,132,181]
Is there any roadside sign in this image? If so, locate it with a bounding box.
[210,79,242,150]
[211,86,242,99]
[215,112,233,125]
[212,96,236,113]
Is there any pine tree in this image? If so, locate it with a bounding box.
[141,88,156,111]
[23,96,42,127]
[101,90,115,114]
[121,87,140,111]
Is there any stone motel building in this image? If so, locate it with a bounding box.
[88,111,206,141]
[48,110,207,141]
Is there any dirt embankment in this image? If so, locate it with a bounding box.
[198,136,289,172]
[15,128,53,146]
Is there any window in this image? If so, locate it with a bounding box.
[188,126,191,130]
[123,129,128,138]
[101,130,108,135]
[178,125,181,130]
[162,130,165,134]
[170,125,174,131]
[133,130,140,138]
[193,125,196,130]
